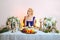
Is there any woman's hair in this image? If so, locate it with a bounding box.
[27,8,33,15]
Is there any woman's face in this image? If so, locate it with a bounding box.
[27,8,33,16]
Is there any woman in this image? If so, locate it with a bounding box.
[23,8,36,27]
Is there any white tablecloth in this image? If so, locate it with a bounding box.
[0,31,60,40]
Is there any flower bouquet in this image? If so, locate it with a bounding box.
[43,17,59,33]
[6,16,20,33]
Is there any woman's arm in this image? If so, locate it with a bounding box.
[23,16,26,27]
[33,19,36,27]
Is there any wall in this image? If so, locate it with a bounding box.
[0,0,60,30]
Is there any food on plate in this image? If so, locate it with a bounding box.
[21,27,36,34]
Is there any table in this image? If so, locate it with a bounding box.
[0,31,60,40]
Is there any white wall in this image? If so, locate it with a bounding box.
[0,0,60,30]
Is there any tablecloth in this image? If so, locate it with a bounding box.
[0,31,60,40]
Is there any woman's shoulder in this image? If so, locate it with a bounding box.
[33,16,36,20]
[33,16,35,18]
[24,16,28,19]
[24,16,26,18]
